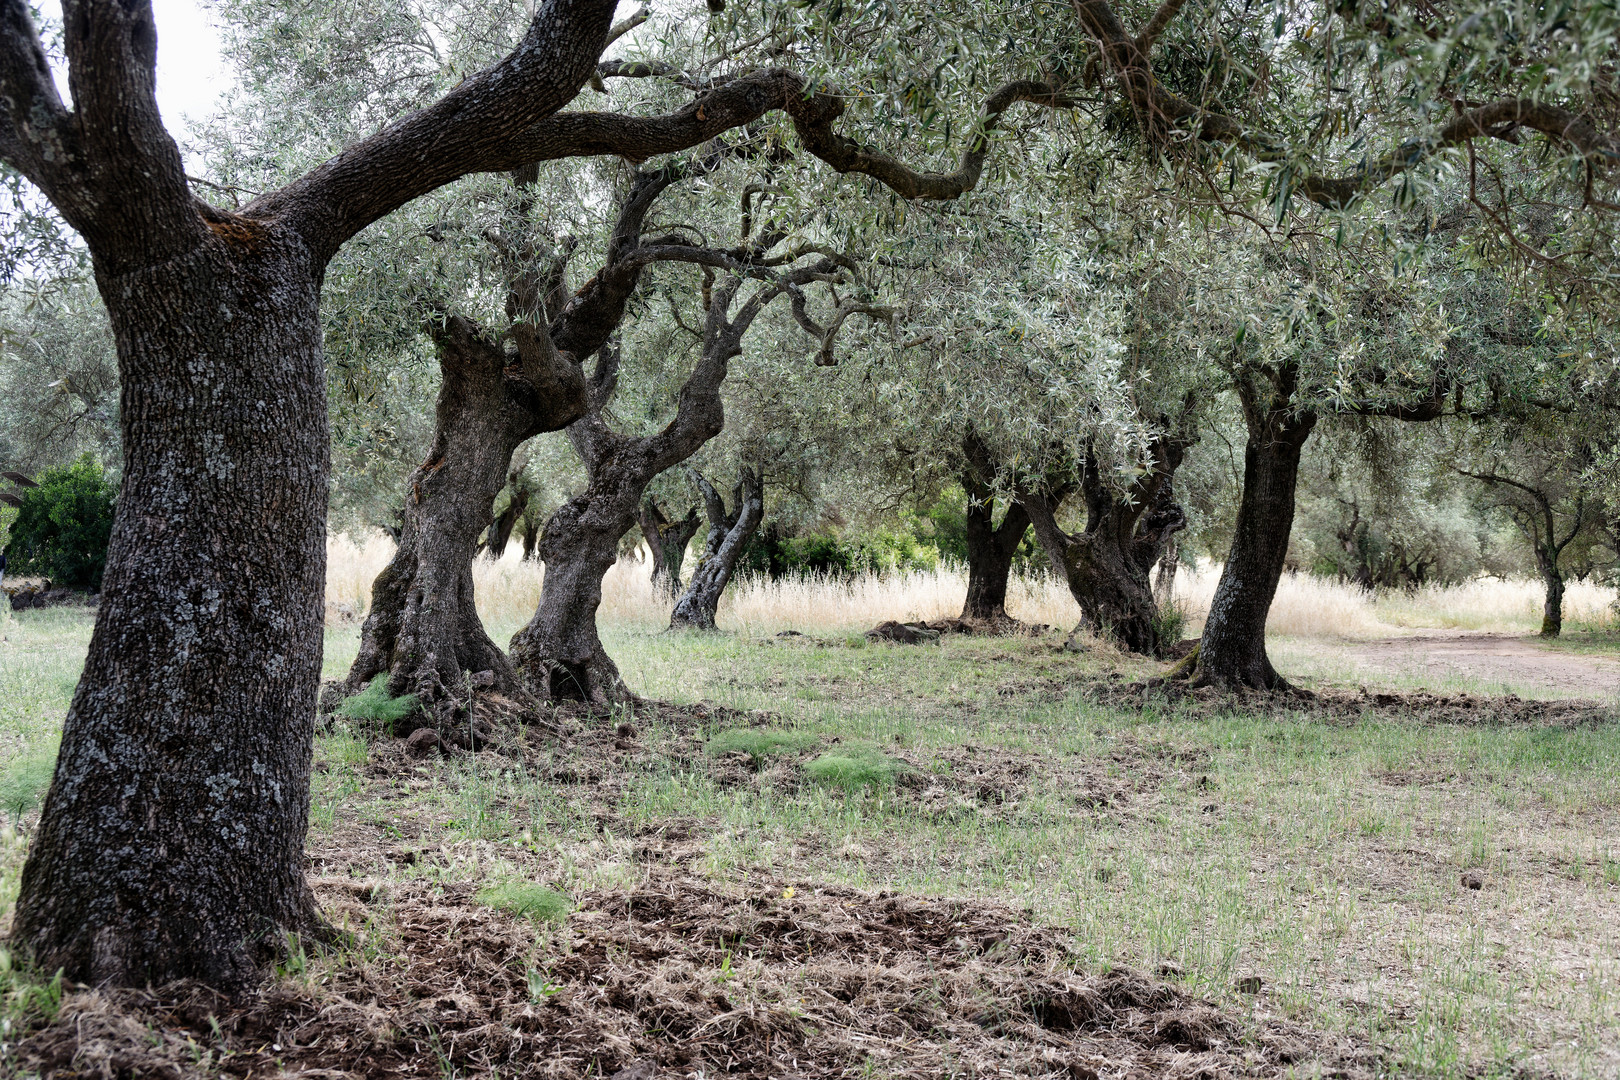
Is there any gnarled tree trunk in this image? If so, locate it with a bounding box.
[1020,435,1189,657]
[640,498,701,599]
[671,467,764,630]
[960,467,1031,624]
[512,343,724,702]
[514,254,848,700]
[344,318,583,707]
[485,470,531,560]
[1188,365,1317,689]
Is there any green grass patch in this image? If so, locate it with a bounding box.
[0,743,56,822]
[475,881,572,922]
[804,744,907,791]
[705,726,819,766]
[333,676,420,730]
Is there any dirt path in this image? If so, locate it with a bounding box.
[1341,633,1620,699]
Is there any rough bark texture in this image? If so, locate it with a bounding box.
[511,340,723,702]
[513,253,845,701]
[0,0,617,989]
[12,228,330,990]
[640,499,702,600]
[1020,437,1188,658]
[344,318,583,706]
[959,466,1030,624]
[671,468,764,630]
[345,162,712,708]
[1190,365,1317,689]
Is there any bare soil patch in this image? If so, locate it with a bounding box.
[14,872,1377,1079]
[1341,632,1620,699]
[1092,678,1615,727]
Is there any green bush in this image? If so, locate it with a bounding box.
[334,676,420,730]
[741,530,941,579]
[2,455,116,590]
[706,727,819,766]
[476,881,572,922]
[804,745,907,791]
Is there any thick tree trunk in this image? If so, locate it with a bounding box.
[345,318,582,707]
[510,344,725,702]
[514,263,815,700]
[1190,367,1317,690]
[671,468,764,630]
[1538,554,1564,638]
[13,235,327,989]
[640,499,701,599]
[1021,437,1188,657]
[512,492,634,702]
[960,470,1030,623]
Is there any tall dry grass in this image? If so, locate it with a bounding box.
[1174,566,1617,638]
[324,533,1079,635]
[326,534,1616,639]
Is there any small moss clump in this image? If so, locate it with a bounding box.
[334,676,420,730]
[476,881,573,922]
[705,727,819,766]
[805,745,907,791]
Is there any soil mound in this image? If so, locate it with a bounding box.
[1094,678,1616,727]
[13,872,1376,1079]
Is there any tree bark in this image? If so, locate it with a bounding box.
[1538,553,1565,638]
[12,230,330,989]
[671,468,764,630]
[513,255,847,700]
[641,498,701,600]
[1189,365,1317,689]
[485,473,531,560]
[512,342,724,702]
[959,467,1030,623]
[344,317,583,707]
[0,0,617,989]
[1020,435,1189,657]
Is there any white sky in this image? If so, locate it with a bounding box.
[149,0,233,141]
[43,0,232,154]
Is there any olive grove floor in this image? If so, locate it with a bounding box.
[1,605,1618,1078]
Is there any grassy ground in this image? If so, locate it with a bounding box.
[2,604,1619,1077]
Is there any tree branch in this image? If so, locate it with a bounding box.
[1134,0,1191,51]
[1071,0,1620,211]
[495,69,1079,200]
[247,0,618,263]
[3,0,203,267]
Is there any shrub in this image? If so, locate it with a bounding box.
[805,745,907,791]
[741,530,942,579]
[2,455,116,590]
[1151,599,1188,647]
[476,881,572,922]
[334,676,420,731]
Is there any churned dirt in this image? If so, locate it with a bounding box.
[14,871,1378,1080]
[1340,632,1620,699]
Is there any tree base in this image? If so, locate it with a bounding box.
[1159,642,1311,697]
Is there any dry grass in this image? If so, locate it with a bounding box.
[324,533,1080,634]
[327,533,1618,641]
